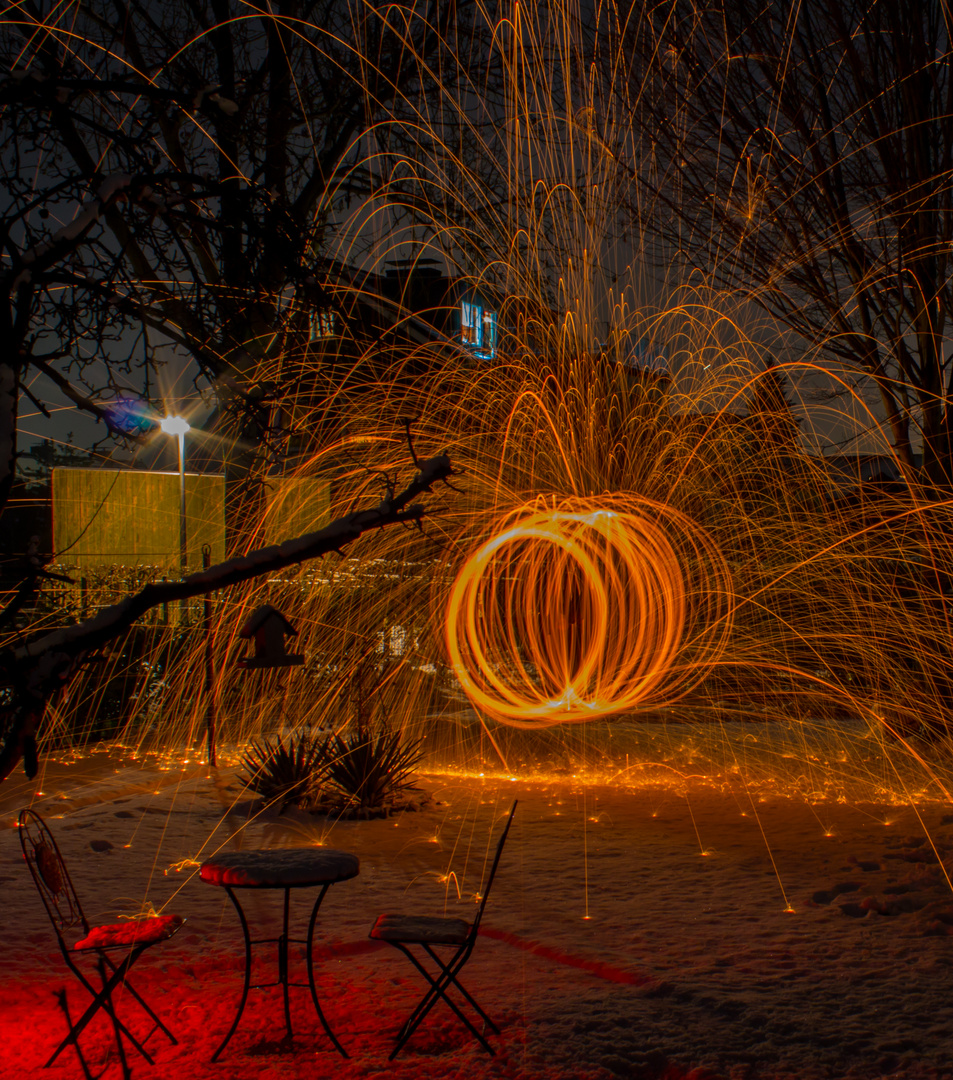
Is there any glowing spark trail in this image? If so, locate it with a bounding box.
[446,495,734,728]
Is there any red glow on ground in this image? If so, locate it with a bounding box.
[478,926,657,988]
[0,936,686,1079]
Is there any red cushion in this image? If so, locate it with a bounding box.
[74,914,183,950]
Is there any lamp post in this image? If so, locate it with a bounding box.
[160,415,190,578]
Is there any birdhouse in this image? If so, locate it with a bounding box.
[237,604,304,669]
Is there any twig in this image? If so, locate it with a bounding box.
[399,417,420,467]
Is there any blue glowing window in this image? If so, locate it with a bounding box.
[461,299,497,357]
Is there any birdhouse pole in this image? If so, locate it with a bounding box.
[203,543,216,767]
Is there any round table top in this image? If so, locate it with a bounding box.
[200,848,360,888]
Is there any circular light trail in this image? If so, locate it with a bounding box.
[446,495,734,727]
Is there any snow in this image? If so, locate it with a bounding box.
[96,176,134,202]
[207,93,238,116]
[12,175,179,275]
[199,847,359,886]
[3,746,953,1078]
[18,177,134,268]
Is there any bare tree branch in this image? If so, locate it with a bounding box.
[0,452,454,783]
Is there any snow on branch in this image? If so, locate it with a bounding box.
[16,454,453,666]
[8,174,178,289]
[13,177,135,280]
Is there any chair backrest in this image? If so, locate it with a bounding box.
[470,800,517,936]
[18,808,89,944]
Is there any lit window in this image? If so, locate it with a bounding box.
[309,309,336,341]
[461,298,497,358]
[461,300,482,347]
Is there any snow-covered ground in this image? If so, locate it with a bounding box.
[3,745,953,1080]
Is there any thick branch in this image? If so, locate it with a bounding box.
[0,453,454,782]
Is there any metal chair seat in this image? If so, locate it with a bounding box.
[371,914,471,946]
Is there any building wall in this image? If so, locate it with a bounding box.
[52,468,226,569]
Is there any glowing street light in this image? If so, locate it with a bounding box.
[160,415,190,580]
[160,415,190,438]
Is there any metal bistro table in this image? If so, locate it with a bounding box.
[200,847,360,1060]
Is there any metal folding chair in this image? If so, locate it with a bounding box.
[18,808,183,1071]
[370,799,517,1058]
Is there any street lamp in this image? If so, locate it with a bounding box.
[160,415,190,579]
[160,413,214,763]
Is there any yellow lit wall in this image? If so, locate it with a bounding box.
[52,468,226,569]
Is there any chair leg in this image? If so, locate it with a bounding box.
[97,956,133,1080]
[393,971,442,1054]
[47,948,155,1068]
[53,987,95,1080]
[101,953,178,1046]
[419,946,497,1036]
[422,945,500,1036]
[392,956,460,1047]
[389,944,495,1059]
